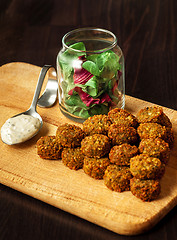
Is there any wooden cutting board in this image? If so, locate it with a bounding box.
[1,62,177,236]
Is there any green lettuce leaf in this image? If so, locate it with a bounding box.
[73,76,106,97]
[74,108,91,119]
[82,60,100,76]
[65,94,88,109]
[64,42,86,53]
[88,103,109,116]
[96,50,121,78]
[58,42,86,83]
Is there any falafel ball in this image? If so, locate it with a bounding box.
[137,123,167,140]
[108,124,138,146]
[136,106,172,128]
[81,134,111,158]
[83,156,110,179]
[130,154,165,180]
[130,178,161,201]
[108,108,138,128]
[83,114,111,136]
[37,136,62,160]
[139,137,170,164]
[56,123,85,148]
[61,147,84,170]
[104,165,132,192]
[109,143,139,166]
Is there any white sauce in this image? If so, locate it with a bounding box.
[1,114,41,145]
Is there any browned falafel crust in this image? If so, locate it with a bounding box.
[108,108,138,128]
[108,124,138,146]
[104,165,132,192]
[136,106,172,128]
[56,123,85,148]
[109,143,139,166]
[83,114,111,136]
[130,178,161,201]
[137,123,167,140]
[37,136,62,160]
[137,122,174,148]
[130,154,165,180]
[83,156,110,179]
[61,147,84,170]
[81,134,111,158]
[139,138,170,164]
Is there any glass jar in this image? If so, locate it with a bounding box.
[56,27,125,122]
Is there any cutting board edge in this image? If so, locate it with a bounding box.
[0,61,41,69]
[1,169,177,236]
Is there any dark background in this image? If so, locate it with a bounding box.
[1,0,177,239]
[1,0,177,110]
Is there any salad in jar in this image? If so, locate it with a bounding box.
[57,41,124,120]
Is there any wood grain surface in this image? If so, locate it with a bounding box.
[0,62,177,235]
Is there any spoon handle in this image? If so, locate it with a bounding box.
[30,65,54,110]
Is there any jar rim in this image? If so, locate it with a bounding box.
[62,27,118,53]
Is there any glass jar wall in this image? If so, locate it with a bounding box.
[57,28,125,122]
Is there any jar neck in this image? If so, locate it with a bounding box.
[62,28,117,54]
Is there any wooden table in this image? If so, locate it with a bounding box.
[0,0,177,239]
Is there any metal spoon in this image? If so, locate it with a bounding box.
[1,65,57,145]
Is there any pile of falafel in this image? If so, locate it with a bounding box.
[36,106,174,202]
